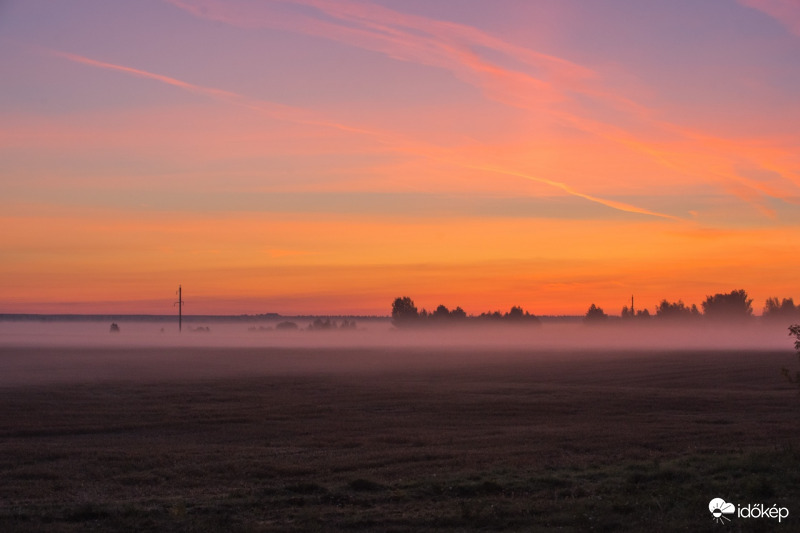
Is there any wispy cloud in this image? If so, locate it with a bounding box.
[164,0,595,108]
[162,0,800,215]
[50,49,240,100]
[49,47,679,220]
[47,48,373,136]
[463,164,682,221]
[738,0,800,36]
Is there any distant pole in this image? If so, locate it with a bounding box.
[175,285,184,332]
[631,295,635,316]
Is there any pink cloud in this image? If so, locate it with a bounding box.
[48,46,680,219]
[164,0,593,108]
[738,0,800,36]
[160,0,800,214]
[51,0,800,219]
[50,49,240,100]
[47,48,374,137]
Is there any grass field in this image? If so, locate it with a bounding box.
[0,345,797,531]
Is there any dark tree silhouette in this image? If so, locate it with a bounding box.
[476,306,539,323]
[623,306,652,319]
[431,304,451,320]
[655,299,699,320]
[506,306,525,320]
[504,306,540,324]
[763,298,800,320]
[789,325,800,352]
[781,325,800,390]
[339,319,357,329]
[584,304,608,322]
[424,303,471,324]
[391,296,419,326]
[450,306,467,320]
[308,318,336,330]
[702,289,753,320]
[391,297,543,325]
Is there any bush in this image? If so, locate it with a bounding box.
[782,325,800,388]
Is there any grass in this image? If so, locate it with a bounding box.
[2,450,796,531]
[0,346,797,531]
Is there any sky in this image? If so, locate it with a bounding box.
[1,0,799,316]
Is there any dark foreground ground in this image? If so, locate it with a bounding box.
[0,346,797,532]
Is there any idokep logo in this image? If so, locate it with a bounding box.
[709,498,735,524]
[709,497,790,524]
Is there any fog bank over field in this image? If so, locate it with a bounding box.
[0,318,796,387]
[0,317,794,351]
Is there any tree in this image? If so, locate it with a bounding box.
[655,299,698,320]
[763,298,800,320]
[450,306,467,320]
[584,304,608,322]
[702,289,753,320]
[623,306,651,319]
[339,319,357,330]
[506,306,525,320]
[426,303,471,324]
[431,304,451,320]
[781,325,800,390]
[504,306,540,324]
[308,317,336,330]
[391,296,419,326]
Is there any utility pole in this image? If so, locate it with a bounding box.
[631,294,635,316]
[175,285,184,332]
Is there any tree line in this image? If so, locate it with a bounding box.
[391,290,800,327]
[587,290,800,323]
[391,297,540,327]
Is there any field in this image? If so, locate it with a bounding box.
[0,343,797,531]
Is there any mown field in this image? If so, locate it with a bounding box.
[0,346,797,531]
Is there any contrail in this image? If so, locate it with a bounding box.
[465,164,681,220]
[48,49,375,136]
[50,48,680,220]
[50,49,240,100]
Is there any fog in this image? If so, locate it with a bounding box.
[0,317,795,387]
[0,317,794,351]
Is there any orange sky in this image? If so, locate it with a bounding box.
[1,0,799,315]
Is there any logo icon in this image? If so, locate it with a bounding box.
[709,498,736,524]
